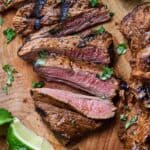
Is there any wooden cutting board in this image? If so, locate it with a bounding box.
[0,0,149,149]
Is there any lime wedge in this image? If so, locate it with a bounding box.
[0,108,14,126]
[7,118,53,150]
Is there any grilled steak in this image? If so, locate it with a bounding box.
[31,88,116,120]
[13,0,111,36]
[120,3,150,50]
[119,91,150,150]
[35,101,102,145]
[132,47,150,80]
[18,31,113,65]
[34,55,118,99]
[0,0,32,12]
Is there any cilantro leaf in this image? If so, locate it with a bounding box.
[5,0,12,6]
[125,115,138,129]
[2,64,17,94]
[3,28,16,44]
[97,67,113,80]
[32,81,45,88]
[95,26,105,35]
[117,43,127,55]
[120,114,128,121]
[89,0,99,7]
[38,51,48,59]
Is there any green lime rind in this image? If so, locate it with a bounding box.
[0,108,14,126]
[7,118,53,150]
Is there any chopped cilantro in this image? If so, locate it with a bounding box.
[2,64,17,94]
[3,28,16,44]
[125,115,138,129]
[89,0,99,7]
[95,26,105,35]
[39,51,48,59]
[97,67,113,80]
[32,81,45,88]
[5,0,12,5]
[120,114,128,121]
[117,43,127,55]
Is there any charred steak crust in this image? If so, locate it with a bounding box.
[120,2,150,50]
[31,88,116,120]
[13,0,111,36]
[33,55,118,99]
[18,31,113,65]
[35,101,102,145]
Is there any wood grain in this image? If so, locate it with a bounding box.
[0,0,149,149]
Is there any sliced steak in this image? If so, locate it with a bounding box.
[119,91,150,150]
[13,0,111,36]
[13,1,60,36]
[18,31,113,65]
[34,55,118,99]
[35,101,102,145]
[31,88,116,120]
[120,3,150,50]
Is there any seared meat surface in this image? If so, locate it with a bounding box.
[18,31,113,65]
[35,101,102,145]
[31,88,116,120]
[34,55,118,99]
[119,3,150,149]
[132,47,150,80]
[13,0,111,36]
[120,2,150,50]
[0,0,33,12]
[119,91,150,150]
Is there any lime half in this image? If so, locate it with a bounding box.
[7,118,53,150]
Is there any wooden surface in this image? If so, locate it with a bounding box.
[0,0,149,149]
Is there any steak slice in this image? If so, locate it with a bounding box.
[31,88,116,120]
[120,3,150,50]
[132,47,150,81]
[18,31,113,65]
[13,0,111,36]
[35,101,102,145]
[34,55,118,99]
[119,91,150,150]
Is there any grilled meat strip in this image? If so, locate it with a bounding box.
[35,101,102,145]
[119,91,150,150]
[18,31,113,65]
[34,55,118,99]
[120,3,150,50]
[13,0,111,36]
[31,88,116,120]
[0,0,33,12]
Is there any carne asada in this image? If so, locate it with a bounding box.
[31,88,116,120]
[119,3,150,150]
[35,101,102,145]
[120,2,150,50]
[34,55,118,99]
[13,0,111,36]
[18,31,113,65]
